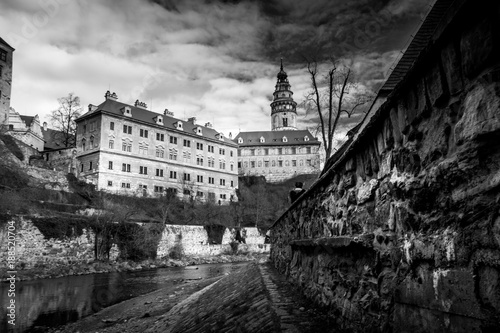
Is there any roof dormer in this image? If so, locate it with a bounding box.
[237,137,243,144]
[121,106,132,117]
[174,121,183,130]
[154,115,163,125]
[259,136,265,143]
[304,136,309,142]
[282,136,288,142]
[216,133,224,141]
[194,126,202,135]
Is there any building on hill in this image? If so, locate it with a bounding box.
[6,108,45,151]
[75,91,238,203]
[0,37,14,127]
[234,60,321,182]
[40,121,78,173]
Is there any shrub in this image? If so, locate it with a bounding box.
[229,241,239,254]
[115,222,164,261]
[168,243,184,259]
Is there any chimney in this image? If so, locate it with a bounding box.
[105,91,118,100]
[205,122,213,128]
[134,100,148,109]
[187,117,196,125]
[43,122,47,131]
[88,104,98,113]
[164,108,174,116]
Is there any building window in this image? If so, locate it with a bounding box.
[80,164,83,172]
[208,177,214,184]
[264,148,269,155]
[306,147,312,154]
[244,161,248,168]
[183,139,191,147]
[121,182,131,189]
[250,149,255,156]
[0,50,6,61]
[307,159,312,166]
[123,125,132,134]
[140,129,148,138]
[110,122,114,130]
[170,136,178,144]
[238,162,242,168]
[230,180,234,187]
[258,161,262,167]
[220,179,226,186]
[292,160,297,167]
[167,188,178,195]
[208,145,214,153]
[108,181,112,187]
[219,148,225,155]
[183,173,191,181]
[230,164,234,171]
[208,158,214,168]
[219,161,226,169]
[169,171,177,179]
[272,160,276,167]
[156,169,164,177]
[285,160,289,166]
[83,125,86,133]
[278,148,282,155]
[154,186,164,193]
[122,143,132,152]
[196,191,204,197]
[278,160,283,167]
[169,149,178,160]
[108,161,113,170]
[182,151,191,162]
[122,163,131,172]
[139,146,148,155]
[81,139,86,151]
[238,150,241,156]
[230,151,233,157]
[89,137,94,148]
[139,166,148,175]
[264,161,269,167]
[89,161,93,170]
[109,140,114,149]
[251,161,255,168]
[220,194,227,199]
[292,147,296,154]
[156,133,165,141]
[197,157,203,166]
[196,142,203,150]
[197,175,203,183]
[183,189,191,195]
[156,149,164,158]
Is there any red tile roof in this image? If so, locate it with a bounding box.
[233,130,320,147]
[78,98,237,147]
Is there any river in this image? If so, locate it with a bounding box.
[0,262,248,333]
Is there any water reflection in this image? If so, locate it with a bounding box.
[0,262,247,332]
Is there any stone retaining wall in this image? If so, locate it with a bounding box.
[0,218,268,271]
[269,0,500,332]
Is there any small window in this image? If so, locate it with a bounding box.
[109,140,114,149]
[89,161,93,170]
[183,189,191,195]
[0,50,7,62]
[183,139,191,147]
[108,161,113,170]
[110,122,114,130]
[156,169,164,177]
[140,129,149,138]
[139,166,148,175]
[170,136,178,144]
[107,181,112,187]
[169,171,177,179]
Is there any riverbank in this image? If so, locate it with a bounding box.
[0,253,269,281]
[48,262,336,333]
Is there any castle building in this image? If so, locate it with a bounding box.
[6,108,45,151]
[0,37,14,126]
[233,61,321,182]
[75,91,238,203]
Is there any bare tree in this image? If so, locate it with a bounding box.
[304,59,371,161]
[50,92,82,147]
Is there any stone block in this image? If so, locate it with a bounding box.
[441,41,464,96]
[460,15,497,79]
[356,179,379,205]
[425,60,448,107]
[455,80,500,143]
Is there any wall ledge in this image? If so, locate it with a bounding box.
[290,234,374,249]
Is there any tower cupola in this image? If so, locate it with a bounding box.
[271,59,297,131]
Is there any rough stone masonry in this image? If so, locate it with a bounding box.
[270,0,500,332]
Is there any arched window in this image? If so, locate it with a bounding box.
[82,138,86,151]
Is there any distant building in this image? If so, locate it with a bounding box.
[0,37,14,126]
[75,91,238,202]
[6,108,45,151]
[234,60,321,182]
[40,121,78,173]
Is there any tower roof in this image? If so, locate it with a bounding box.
[277,58,288,82]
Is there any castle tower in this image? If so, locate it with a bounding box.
[271,59,298,131]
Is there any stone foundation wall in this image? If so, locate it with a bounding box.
[270,1,500,332]
[0,218,268,271]
[157,225,268,257]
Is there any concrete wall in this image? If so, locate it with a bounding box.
[270,1,500,332]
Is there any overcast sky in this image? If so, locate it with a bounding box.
[0,0,430,140]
